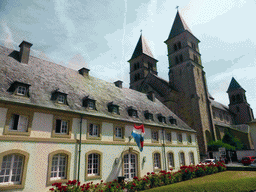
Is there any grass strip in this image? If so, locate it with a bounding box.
[144,171,256,192]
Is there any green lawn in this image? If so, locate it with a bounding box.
[143,171,256,192]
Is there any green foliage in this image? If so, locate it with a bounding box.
[207,140,235,151]
[222,131,244,150]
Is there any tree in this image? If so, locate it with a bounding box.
[222,131,243,150]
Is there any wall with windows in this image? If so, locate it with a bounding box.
[0,105,199,192]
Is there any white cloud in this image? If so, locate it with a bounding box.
[0,20,15,49]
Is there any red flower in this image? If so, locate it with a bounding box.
[132,183,136,187]
[131,187,133,190]
[101,180,103,183]
[147,172,150,175]
[133,176,138,180]
[78,181,80,186]
[49,188,54,191]
[108,185,111,189]
[71,180,77,185]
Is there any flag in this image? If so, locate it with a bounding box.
[131,124,145,152]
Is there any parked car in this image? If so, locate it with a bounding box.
[200,159,216,165]
[241,156,256,166]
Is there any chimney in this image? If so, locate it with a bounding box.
[114,80,123,88]
[147,91,155,102]
[79,67,90,77]
[19,41,33,64]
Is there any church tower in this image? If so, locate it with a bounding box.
[227,77,254,124]
[128,34,158,91]
[164,11,216,156]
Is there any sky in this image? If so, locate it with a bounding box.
[1,0,256,112]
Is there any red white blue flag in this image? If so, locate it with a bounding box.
[131,124,145,152]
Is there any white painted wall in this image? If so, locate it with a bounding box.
[0,107,8,135]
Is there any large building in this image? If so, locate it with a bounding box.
[0,39,199,191]
[128,11,254,158]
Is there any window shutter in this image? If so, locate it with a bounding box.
[17,115,28,132]
[55,120,61,133]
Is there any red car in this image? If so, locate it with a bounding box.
[241,156,256,166]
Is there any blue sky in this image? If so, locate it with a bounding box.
[1,0,256,112]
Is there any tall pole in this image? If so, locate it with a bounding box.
[162,128,167,171]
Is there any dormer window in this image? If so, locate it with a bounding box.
[58,94,65,104]
[157,114,166,123]
[17,86,27,95]
[169,116,177,125]
[83,96,96,110]
[108,102,119,114]
[8,81,30,97]
[128,107,138,118]
[144,110,154,121]
[51,90,67,105]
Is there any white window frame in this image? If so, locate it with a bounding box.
[153,153,161,169]
[0,154,24,185]
[89,123,99,137]
[58,95,65,104]
[88,101,95,109]
[16,86,27,96]
[168,152,174,168]
[115,127,122,138]
[112,106,118,114]
[177,133,183,143]
[166,132,172,142]
[87,153,100,176]
[50,154,67,181]
[189,152,194,165]
[152,131,158,141]
[55,119,68,134]
[180,152,185,166]
[9,114,28,132]
[124,153,137,179]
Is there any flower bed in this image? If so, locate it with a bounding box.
[49,161,226,192]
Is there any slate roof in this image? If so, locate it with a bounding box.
[227,77,244,92]
[129,35,156,61]
[214,120,249,133]
[167,11,196,41]
[210,98,229,112]
[0,44,195,132]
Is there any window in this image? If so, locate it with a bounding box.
[174,44,177,51]
[50,154,67,180]
[179,55,183,62]
[152,131,158,142]
[51,90,68,105]
[89,123,99,137]
[175,56,179,64]
[7,81,30,97]
[0,150,29,190]
[9,114,28,132]
[178,42,181,49]
[85,151,102,180]
[58,94,65,104]
[108,102,119,115]
[17,86,27,96]
[128,107,138,118]
[134,62,140,71]
[88,153,99,176]
[166,132,172,142]
[177,133,182,143]
[188,134,192,144]
[191,42,196,49]
[179,152,185,166]
[87,122,101,140]
[168,152,174,168]
[236,106,240,112]
[47,150,71,186]
[144,111,154,121]
[113,126,124,141]
[189,152,195,165]
[219,113,223,121]
[157,114,166,123]
[83,97,96,110]
[169,117,177,125]
[213,112,216,119]
[4,108,33,136]
[55,119,68,134]
[148,62,153,70]
[153,152,161,170]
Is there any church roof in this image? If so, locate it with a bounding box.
[129,35,156,61]
[167,11,193,40]
[227,77,244,92]
[0,44,194,132]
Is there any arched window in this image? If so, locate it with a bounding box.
[0,150,29,190]
[85,151,102,180]
[189,152,194,165]
[153,152,161,171]
[179,152,185,166]
[47,150,71,185]
[168,152,174,168]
